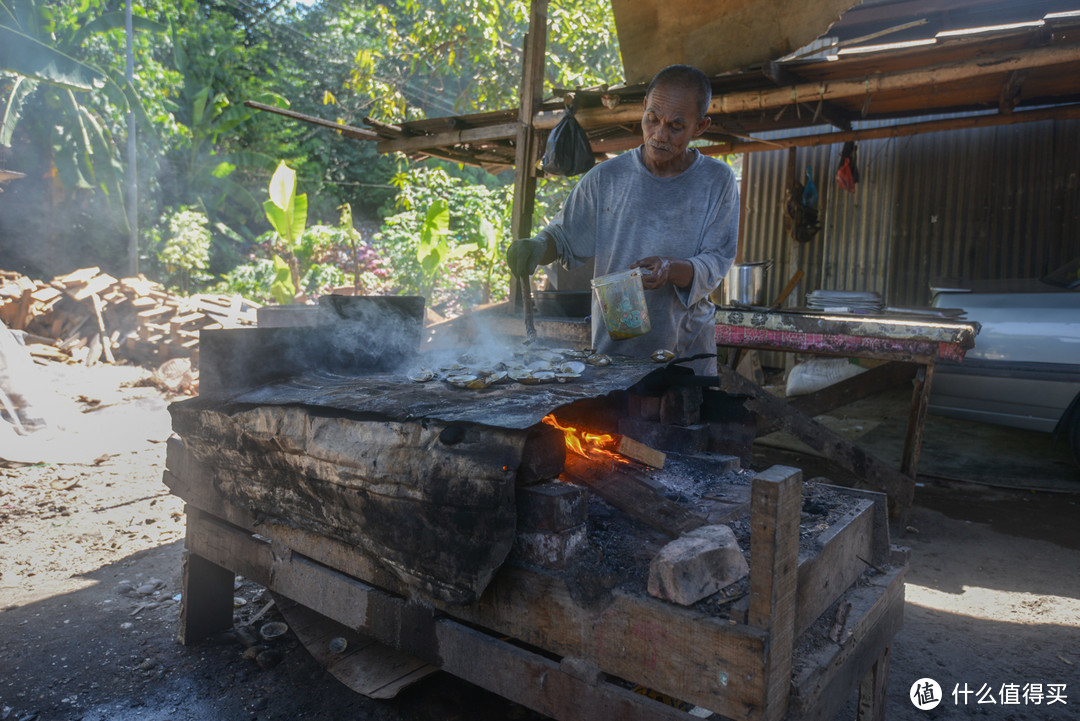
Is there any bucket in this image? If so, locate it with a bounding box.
[590,268,651,340]
[711,260,773,306]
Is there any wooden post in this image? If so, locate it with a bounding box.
[178,508,235,645]
[748,465,802,721]
[900,362,934,510]
[510,0,549,310]
[857,645,891,721]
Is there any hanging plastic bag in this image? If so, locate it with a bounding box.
[541,99,595,177]
[835,141,859,194]
[802,166,819,208]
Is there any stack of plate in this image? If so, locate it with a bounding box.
[806,290,885,314]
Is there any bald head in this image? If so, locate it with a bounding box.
[645,65,712,120]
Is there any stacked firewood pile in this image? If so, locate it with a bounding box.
[0,266,259,377]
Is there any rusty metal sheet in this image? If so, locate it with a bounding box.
[612,0,861,83]
[230,358,663,430]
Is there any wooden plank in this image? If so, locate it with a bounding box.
[184,510,741,721]
[165,443,768,719]
[857,646,890,721]
[789,565,906,721]
[54,266,100,287]
[90,293,115,364]
[617,434,666,469]
[756,361,918,437]
[562,454,707,538]
[821,485,891,567]
[178,539,235,646]
[716,364,914,519]
[274,596,437,699]
[70,273,117,301]
[748,466,802,721]
[795,500,874,636]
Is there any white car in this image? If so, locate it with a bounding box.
[929,258,1080,464]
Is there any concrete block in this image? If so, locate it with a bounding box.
[648,524,749,606]
[517,481,588,532]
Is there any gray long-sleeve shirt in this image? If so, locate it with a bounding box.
[542,146,739,375]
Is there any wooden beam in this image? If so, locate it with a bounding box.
[763,61,853,131]
[376,121,520,154]
[714,364,916,518]
[756,361,918,436]
[700,103,1080,155]
[572,42,1080,127]
[998,68,1029,114]
[243,100,381,141]
[510,0,549,241]
[562,454,707,538]
[900,363,935,482]
[748,466,802,721]
[371,43,1080,158]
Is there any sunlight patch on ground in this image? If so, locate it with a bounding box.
[907,583,1080,626]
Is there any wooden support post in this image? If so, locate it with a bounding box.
[756,360,918,436]
[509,0,549,310]
[178,511,235,645]
[900,363,934,494]
[748,465,802,721]
[857,645,891,721]
[716,363,915,519]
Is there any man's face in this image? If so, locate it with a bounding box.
[640,83,711,173]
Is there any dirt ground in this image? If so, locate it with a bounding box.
[1,361,1079,721]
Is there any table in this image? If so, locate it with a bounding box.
[715,308,979,517]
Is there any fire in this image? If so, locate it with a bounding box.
[542,414,620,462]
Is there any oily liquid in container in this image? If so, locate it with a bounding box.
[591,268,651,340]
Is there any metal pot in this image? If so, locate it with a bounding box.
[711,260,774,306]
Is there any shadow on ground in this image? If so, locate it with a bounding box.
[0,540,544,721]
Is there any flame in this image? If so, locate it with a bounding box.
[542,414,620,461]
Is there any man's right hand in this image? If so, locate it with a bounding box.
[506,236,549,277]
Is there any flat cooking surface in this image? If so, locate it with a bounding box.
[231,356,662,429]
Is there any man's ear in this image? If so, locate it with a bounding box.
[694,115,712,137]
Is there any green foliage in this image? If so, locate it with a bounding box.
[0,0,164,236]
[0,0,622,307]
[269,255,296,306]
[373,167,512,315]
[154,207,211,293]
[343,0,622,121]
[216,257,277,301]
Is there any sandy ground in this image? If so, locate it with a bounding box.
[1,361,1078,721]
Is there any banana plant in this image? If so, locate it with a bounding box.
[0,0,164,230]
[416,198,478,301]
[263,161,308,305]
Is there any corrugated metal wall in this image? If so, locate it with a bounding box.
[740,116,1080,309]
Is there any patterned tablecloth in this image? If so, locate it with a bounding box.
[714,309,979,363]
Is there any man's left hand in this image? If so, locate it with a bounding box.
[632,256,693,289]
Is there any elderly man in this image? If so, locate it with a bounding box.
[508,64,738,375]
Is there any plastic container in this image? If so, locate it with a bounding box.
[590,268,651,340]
